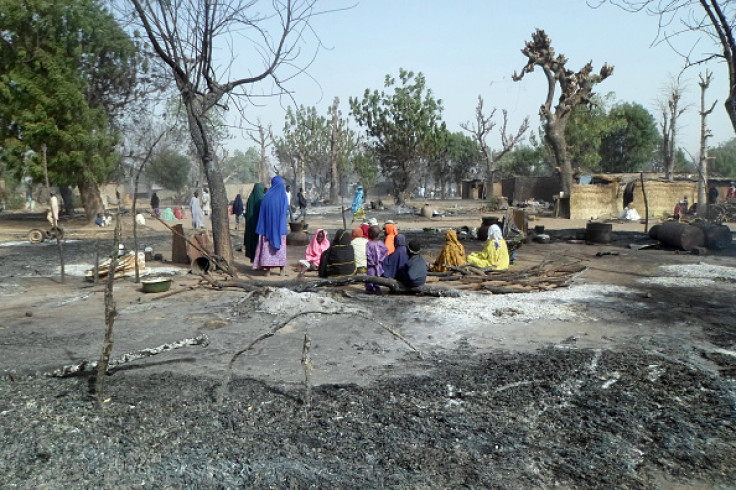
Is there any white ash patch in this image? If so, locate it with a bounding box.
[0,239,80,248]
[409,284,634,327]
[249,288,357,316]
[639,263,736,288]
[50,263,188,278]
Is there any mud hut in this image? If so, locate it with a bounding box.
[570,176,622,219]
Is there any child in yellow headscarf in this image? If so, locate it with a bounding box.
[430,229,466,272]
[467,224,509,271]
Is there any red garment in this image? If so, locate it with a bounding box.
[173,207,183,219]
[361,223,370,239]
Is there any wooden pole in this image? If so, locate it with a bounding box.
[640,172,649,233]
[42,144,65,283]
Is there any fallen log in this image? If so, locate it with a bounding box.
[46,335,209,377]
[211,275,462,297]
[648,221,705,251]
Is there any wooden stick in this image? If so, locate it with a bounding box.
[47,334,209,377]
[153,216,237,277]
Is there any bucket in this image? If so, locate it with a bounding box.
[191,256,211,275]
[585,223,613,243]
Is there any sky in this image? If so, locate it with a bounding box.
[224,0,733,159]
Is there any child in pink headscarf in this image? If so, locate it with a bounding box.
[299,228,330,271]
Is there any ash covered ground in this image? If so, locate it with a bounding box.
[2,217,736,489]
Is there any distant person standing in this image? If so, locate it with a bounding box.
[243,183,265,263]
[190,191,205,228]
[709,185,719,204]
[295,187,307,221]
[201,188,211,216]
[150,192,160,218]
[285,184,295,222]
[231,193,244,230]
[47,191,59,227]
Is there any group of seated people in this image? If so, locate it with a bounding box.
[298,219,511,295]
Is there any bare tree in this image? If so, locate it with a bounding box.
[659,75,687,181]
[329,97,340,203]
[247,121,273,184]
[592,1,736,135]
[461,96,529,198]
[513,29,613,195]
[127,0,324,265]
[697,70,717,211]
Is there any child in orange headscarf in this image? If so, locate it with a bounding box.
[384,221,398,255]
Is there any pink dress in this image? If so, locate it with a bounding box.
[253,235,287,269]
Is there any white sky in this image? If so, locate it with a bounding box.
[224,0,734,159]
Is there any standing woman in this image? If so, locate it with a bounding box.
[150,192,160,218]
[254,176,290,275]
[201,188,211,216]
[190,191,205,229]
[243,183,265,263]
[351,185,365,222]
[232,193,244,231]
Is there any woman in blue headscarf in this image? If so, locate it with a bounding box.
[351,185,365,221]
[253,176,290,275]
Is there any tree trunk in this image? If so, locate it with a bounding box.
[545,126,572,195]
[202,157,232,264]
[77,178,103,224]
[59,186,75,216]
[329,97,340,203]
[184,102,233,265]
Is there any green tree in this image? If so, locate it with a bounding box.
[276,105,331,198]
[0,0,144,221]
[145,150,191,192]
[221,148,259,184]
[351,150,380,190]
[498,144,550,177]
[565,96,618,172]
[599,102,659,173]
[350,69,445,203]
[710,138,736,177]
[443,131,481,191]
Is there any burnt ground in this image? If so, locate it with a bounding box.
[2,210,736,489]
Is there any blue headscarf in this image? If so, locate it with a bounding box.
[255,176,289,249]
[351,186,364,213]
[382,234,409,279]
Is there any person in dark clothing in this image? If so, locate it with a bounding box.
[150,193,160,218]
[709,185,720,204]
[318,229,356,278]
[397,240,427,288]
[295,187,308,221]
[382,234,408,279]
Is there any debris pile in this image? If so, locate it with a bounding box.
[428,260,587,294]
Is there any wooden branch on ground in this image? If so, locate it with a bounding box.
[47,334,209,377]
[209,275,462,297]
[216,309,425,404]
[153,216,237,277]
